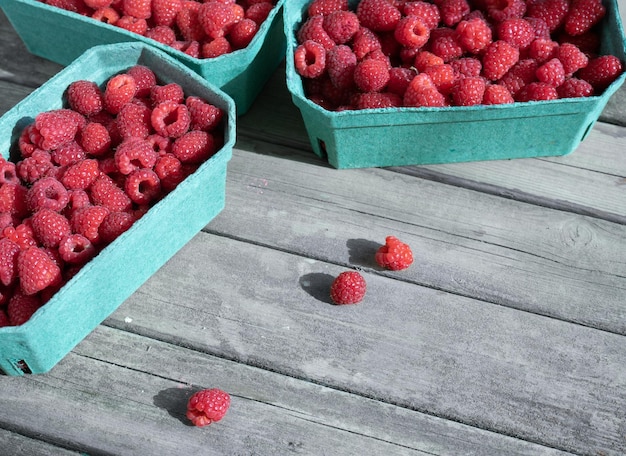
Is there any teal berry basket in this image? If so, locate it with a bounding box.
[0,0,285,116]
[284,0,626,169]
[0,42,235,376]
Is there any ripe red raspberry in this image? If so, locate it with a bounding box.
[326,44,357,90]
[352,26,382,60]
[525,0,569,32]
[17,246,62,296]
[356,0,402,32]
[151,102,191,138]
[71,205,111,244]
[428,27,464,62]
[456,17,492,54]
[58,234,97,265]
[61,158,100,190]
[330,270,366,305]
[0,159,19,186]
[7,291,41,326]
[78,122,112,156]
[556,43,589,76]
[307,0,348,16]
[323,10,360,45]
[515,81,558,101]
[122,0,151,19]
[387,67,416,96]
[528,38,559,63]
[452,76,486,106]
[0,238,20,286]
[482,40,520,81]
[499,58,539,96]
[297,14,336,50]
[64,189,91,218]
[114,137,159,175]
[186,388,231,427]
[34,110,81,151]
[403,73,447,107]
[145,25,177,46]
[186,97,224,132]
[125,169,162,205]
[353,92,402,109]
[116,15,149,35]
[230,18,259,49]
[67,80,103,117]
[438,0,471,27]
[154,153,185,191]
[577,55,623,92]
[375,236,413,271]
[484,0,526,22]
[451,57,483,77]
[564,0,605,36]
[202,36,233,58]
[30,208,71,248]
[175,40,201,58]
[414,51,445,71]
[3,223,37,250]
[50,141,85,167]
[198,1,239,39]
[16,150,54,184]
[26,177,69,213]
[294,40,328,79]
[99,211,137,243]
[172,130,217,164]
[151,83,185,106]
[557,77,594,98]
[176,3,205,42]
[104,74,137,115]
[0,183,29,218]
[497,18,535,50]
[482,83,514,104]
[394,15,430,49]
[403,1,440,30]
[117,102,152,139]
[245,2,275,25]
[536,58,565,87]
[152,0,182,27]
[423,63,457,95]
[354,58,390,93]
[90,175,133,212]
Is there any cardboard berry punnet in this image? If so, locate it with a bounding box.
[0,0,285,116]
[0,43,235,376]
[284,0,626,169]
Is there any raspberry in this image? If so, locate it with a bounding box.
[353,91,402,109]
[577,55,623,92]
[152,0,182,27]
[428,27,463,62]
[58,234,97,265]
[499,58,538,95]
[116,15,149,35]
[484,0,526,22]
[526,0,569,32]
[330,270,366,305]
[307,0,348,16]
[375,236,413,271]
[146,133,172,155]
[17,246,62,295]
[558,30,601,54]
[71,205,111,244]
[16,150,54,184]
[403,73,447,107]
[90,175,133,212]
[151,102,191,138]
[515,81,558,101]
[124,169,162,205]
[0,159,19,186]
[326,44,357,90]
[482,40,520,81]
[356,0,402,32]
[557,42,589,76]
[536,58,566,87]
[172,130,217,164]
[186,97,224,132]
[104,74,137,115]
[34,110,81,151]
[3,223,37,250]
[451,57,483,77]
[322,10,359,45]
[186,388,231,427]
[497,18,535,50]
[245,2,275,25]
[564,0,606,36]
[30,208,71,248]
[67,80,104,117]
[50,141,85,167]
[26,177,69,213]
[0,183,29,218]
[387,66,416,95]
[84,0,112,8]
[0,238,20,286]
[452,76,487,105]
[525,16,551,39]
[438,0,471,27]
[354,58,390,93]
[394,15,430,49]
[176,6,205,42]
[121,0,151,19]
[64,189,91,218]
[297,14,336,50]
[117,102,152,139]
[78,122,112,156]
[198,1,239,39]
[414,50,445,71]
[61,158,100,190]
[482,83,514,104]
[456,17,493,54]
[202,36,233,58]
[99,211,137,244]
[145,25,177,46]
[352,26,382,60]
[229,18,259,49]
[154,153,185,192]
[0,309,8,327]
[114,137,159,175]
[294,40,328,79]
[557,77,594,98]
[18,125,40,159]
[528,38,559,63]
[403,1,440,30]
[423,63,457,95]
[174,40,201,58]
[7,291,41,326]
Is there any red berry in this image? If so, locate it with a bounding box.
[61,158,100,190]
[152,0,182,27]
[375,236,413,271]
[528,38,559,63]
[34,110,81,151]
[485,0,527,22]
[90,175,133,212]
[104,74,137,115]
[99,211,137,244]
[186,97,223,132]
[429,27,464,62]
[403,73,447,107]
[70,205,111,245]
[564,0,606,36]
[172,130,217,164]
[114,137,158,175]
[67,80,103,117]
[356,0,402,32]
[151,102,191,138]
[79,122,112,156]
[438,0,471,27]
[7,291,41,325]
[117,102,152,139]
[456,17,492,54]
[557,42,589,76]
[0,159,19,186]
[577,55,623,92]
[121,0,151,19]
[394,15,430,49]
[186,388,231,427]
[403,1,440,30]
[58,234,97,265]
[354,58,391,93]
[125,169,162,205]
[497,18,536,50]
[557,77,594,98]
[323,10,360,45]
[526,0,569,32]
[176,4,205,42]
[330,270,366,305]
[0,237,20,286]
[294,40,328,79]
[297,14,336,50]
[326,44,357,90]
[127,65,158,98]
[307,0,348,16]
[116,15,149,35]
[452,75,487,106]
[202,36,233,58]
[229,18,259,49]
[515,81,558,101]
[482,40,520,81]
[151,83,185,105]
[482,83,514,104]
[536,57,566,87]
[352,26,382,60]
[30,208,71,248]
[17,246,62,295]
[198,1,239,39]
[26,177,69,213]
[353,91,402,109]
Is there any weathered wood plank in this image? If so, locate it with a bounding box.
[102,230,626,456]
[0,428,80,456]
[0,326,573,456]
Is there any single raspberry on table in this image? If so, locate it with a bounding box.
[564,0,606,36]
[17,246,62,296]
[330,270,367,305]
[356,0,402,32]
[187,388,231,427]
[67,80,103,117]
[375,236,413,271]
[294,40,328,79]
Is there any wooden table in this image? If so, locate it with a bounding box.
[1,6,626,455]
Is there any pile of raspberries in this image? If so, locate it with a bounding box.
[294,0,624,110]
[0,65,225,327]
[40,0,278,59]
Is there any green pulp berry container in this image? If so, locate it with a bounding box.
[0,0,285,116]
[0,42,235,376]
[284,0,626,169]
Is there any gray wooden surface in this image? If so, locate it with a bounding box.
[1,5,626,456]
